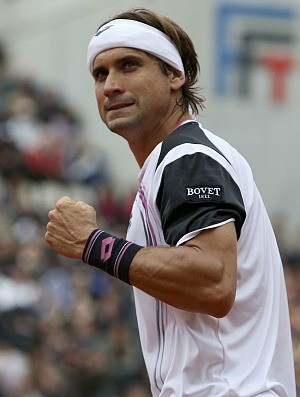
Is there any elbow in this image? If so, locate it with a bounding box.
[209,280,236,318]
[209,259,237,318]
[182,281,236,317]
[197,263,237,318]
[211,291,235,318]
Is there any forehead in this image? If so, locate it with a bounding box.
[93,47,151,68]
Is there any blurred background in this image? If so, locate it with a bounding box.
[0,0,299,396]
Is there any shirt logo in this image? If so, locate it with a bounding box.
[186,185,223,202]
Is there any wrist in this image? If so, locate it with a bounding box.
[82,229,142,284]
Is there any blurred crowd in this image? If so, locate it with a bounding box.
[0,41,149,397]
[0,40,299,397]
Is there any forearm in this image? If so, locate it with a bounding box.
[81,223,237,317]
[129,244,235,316]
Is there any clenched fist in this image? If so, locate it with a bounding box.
[45,196,97,259]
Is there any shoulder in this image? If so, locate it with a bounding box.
[157,121,228,168]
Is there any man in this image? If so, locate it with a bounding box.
[45,8,296,396]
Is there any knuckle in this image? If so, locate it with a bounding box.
[56,196,69,208]
[77,200,89,210]
[55,201,64,210]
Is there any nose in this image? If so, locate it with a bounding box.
[103,71,125,97]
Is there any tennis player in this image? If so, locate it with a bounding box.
[45,8,296,396]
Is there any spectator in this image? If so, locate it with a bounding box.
[0,340,31,396]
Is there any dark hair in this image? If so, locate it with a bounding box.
[99,8,205,115]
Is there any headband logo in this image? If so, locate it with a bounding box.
[95,25,113,37]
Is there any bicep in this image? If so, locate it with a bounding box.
[183,221,238,315]
[183,220,237,267]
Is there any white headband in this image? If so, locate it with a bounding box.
[87,19,185,76]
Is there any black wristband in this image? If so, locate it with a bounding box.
[82,229,142,284]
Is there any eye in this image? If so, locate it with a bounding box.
[93,68,107,82]
[123,60,138,71]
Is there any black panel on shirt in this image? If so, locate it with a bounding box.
[156,121,228,168]
[156,152,246,246]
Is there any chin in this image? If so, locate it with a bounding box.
[106,115,142,135]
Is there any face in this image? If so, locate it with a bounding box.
[92,47,181,142]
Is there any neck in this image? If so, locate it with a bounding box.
[129,111,193,168]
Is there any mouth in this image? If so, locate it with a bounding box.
[105,101,134,111]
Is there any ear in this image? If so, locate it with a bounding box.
[169,68,186,91]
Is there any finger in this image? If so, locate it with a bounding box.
[46,221,57,234]
[44,230,50,244]
[46,220,53,230]
[45,228,54,245]
[48,209,57,220]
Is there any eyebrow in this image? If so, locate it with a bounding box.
[92,52,147,76]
